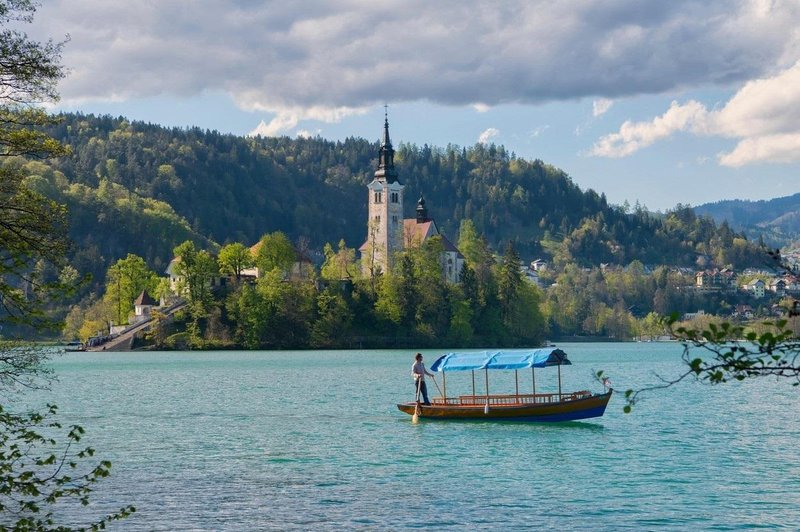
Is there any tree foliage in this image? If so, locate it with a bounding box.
[103,254,159,325]
[0,403,135,530]
[254,232,295,275]
[0,0,71,330]
[172,240,217,308]
[217,243,253,283]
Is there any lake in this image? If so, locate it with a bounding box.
[20,342,800,530]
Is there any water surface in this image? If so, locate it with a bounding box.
[26,343,800,530]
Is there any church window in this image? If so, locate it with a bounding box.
[392,215,398,225]
[374,192,383,203]
[391,192,399,203]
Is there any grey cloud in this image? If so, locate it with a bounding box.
[27,0,800,112]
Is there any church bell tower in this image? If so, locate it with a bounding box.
[364,109,405,274]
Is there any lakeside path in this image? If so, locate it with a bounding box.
[85,301,186,352]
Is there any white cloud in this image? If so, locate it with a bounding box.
[590,100,707,157]
[24,1,800,119]
[478,128,499,144]
[592,98,613,117]
[247,106,368,137]
[296,129,321,139]
[718,134,800,167]
[529,125,549,138]
[472,103,491,113]
[591,60,800,166]
[249,114,298,137]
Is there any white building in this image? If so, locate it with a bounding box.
[744,279,766,299]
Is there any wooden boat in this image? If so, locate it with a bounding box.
[397,348,612,422]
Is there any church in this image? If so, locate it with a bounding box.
[359,114,464,283]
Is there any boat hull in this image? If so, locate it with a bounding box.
[397,390,612,422]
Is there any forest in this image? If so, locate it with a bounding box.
[33,114,765,272]
[3,112,774,342]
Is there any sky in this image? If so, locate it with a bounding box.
[23,0,800,211]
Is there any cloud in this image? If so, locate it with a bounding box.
[591,61,800,166]
[478,128,499,144]
[247,105,368,136]
[249,114,298,137]
[590,100,707,157]
[529,125,549,138]
[25,1,800,120]
[592,98,613,117]
[296,129,321,139]
[472,103,491,113]
[718,134,800,167]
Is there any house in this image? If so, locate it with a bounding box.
[530,259,547,272]
[359,113,465,283]
[133,290,158,323]
[695,268,737,293]
[243,240,314,281]
[521,265,542,287]
[683,310,706,320]
[744,279,765,299]
[770,278,787,296]
[165,256,226,295]
[733,304,754,320]
[785,276,800,295]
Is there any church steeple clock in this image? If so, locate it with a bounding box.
[365,108,405,274]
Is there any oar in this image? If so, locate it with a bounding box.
[431,374,443,400]
[412,378,421,423]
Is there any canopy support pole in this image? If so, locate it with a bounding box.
[532,367,536,402]
[485,369,489,405]
[515,370,519,401]
[558,364,562,399]
[442,371,447,402]
[471,370,475,397]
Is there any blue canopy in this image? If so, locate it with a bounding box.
[429,348,571,372]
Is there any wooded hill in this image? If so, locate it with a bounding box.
[694,193,800,248]
[25,113,766,287]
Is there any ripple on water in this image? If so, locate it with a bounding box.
[33,345,800,530]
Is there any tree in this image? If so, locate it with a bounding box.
[218,242,253,283]
[497,241,523,325]
[310,289,353,348]
[0,0,71,329]
[254,232,295,275]
[361,219,383,296]
[103,254,158,325]
[320,239,359,282]
[0,340,51,394]
[0,403,135,530]
[172,240,217,308]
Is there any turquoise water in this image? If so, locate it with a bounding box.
[23,343,800,530]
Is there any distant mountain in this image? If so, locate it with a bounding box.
[694,193,800,248]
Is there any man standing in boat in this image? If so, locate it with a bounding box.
[412,353,434,406]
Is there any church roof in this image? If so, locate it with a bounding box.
[403,219,463,256]
[134,290,157,306]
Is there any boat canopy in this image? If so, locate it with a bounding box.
[429,348,571,372]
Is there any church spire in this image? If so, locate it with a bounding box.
[374,105,399,183]
[381,105,391,147]
[416,194,429,223]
